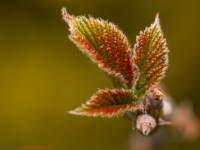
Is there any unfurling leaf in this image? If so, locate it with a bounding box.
[63,9,171,135]
[68,89,141,117]
[62,8,134,89]
[133,14,169,100]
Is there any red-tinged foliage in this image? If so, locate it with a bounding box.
[62,8,134,89]
[133,14,169,100]
[68,89,142,117]
[63,9,170,126]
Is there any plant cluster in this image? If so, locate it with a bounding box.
[62,8,170,136]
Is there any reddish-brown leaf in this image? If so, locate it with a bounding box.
[133,14,169,99]
[68,89,142,117]
[62,8,134,89]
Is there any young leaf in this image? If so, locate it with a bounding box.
[68,89,141,117]
[133,14,169,99]
[62,8,134,89]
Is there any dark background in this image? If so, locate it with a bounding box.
[0,0,200,149]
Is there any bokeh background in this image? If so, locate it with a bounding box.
[0,0,200,149]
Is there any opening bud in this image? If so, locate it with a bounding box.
[136,114,157,136]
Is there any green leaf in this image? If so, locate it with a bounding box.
[62,8,134,89]
[68,89,141,117]
[133,14,169,99]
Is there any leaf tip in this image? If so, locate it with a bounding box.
[154,13,160,25]
[61,7,73,23]
[67,110,77,115]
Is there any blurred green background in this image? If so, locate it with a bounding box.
[0,0,200,149]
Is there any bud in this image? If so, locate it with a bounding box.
[136,114,157,136]
[151,88,163,101]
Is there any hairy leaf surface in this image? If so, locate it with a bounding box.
[62,8,134,89]
[68,89,141,117]
[133,14,169,99]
